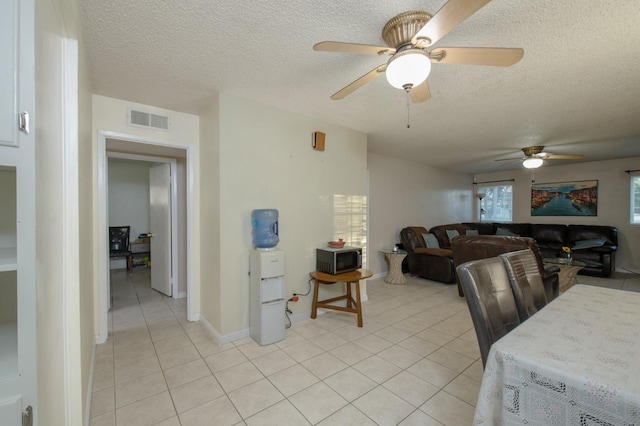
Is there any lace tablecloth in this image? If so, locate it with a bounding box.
[474,285,640,425]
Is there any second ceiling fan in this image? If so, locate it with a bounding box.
[314,0,524,102]
[497,146,585,169]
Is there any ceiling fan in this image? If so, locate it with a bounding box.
[497,146,585,169]
[313,0,524,103]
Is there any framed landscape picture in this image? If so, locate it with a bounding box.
[531,180,598,216]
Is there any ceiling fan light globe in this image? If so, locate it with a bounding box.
[523,157,543,169]
[386,50,431,89]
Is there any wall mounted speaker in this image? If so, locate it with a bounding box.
[312,131,325,151]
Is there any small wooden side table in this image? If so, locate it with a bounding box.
[309,269,372,327]
[380,250,407,284]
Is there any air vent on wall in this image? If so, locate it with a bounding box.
[127,107,170,131]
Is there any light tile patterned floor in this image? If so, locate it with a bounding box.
[90,268,640,425]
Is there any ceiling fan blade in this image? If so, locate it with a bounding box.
[314,41,395,55]
[412,0,491,47]
[410,81,431,103]
[330,65,386,100]
[494,157,523,162]
[543,154,585,160]
[430,47,524,66]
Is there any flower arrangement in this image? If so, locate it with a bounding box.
[562,246,572,263]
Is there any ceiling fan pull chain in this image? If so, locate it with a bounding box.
[406,90,411,128]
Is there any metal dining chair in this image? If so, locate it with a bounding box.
[500,249,548,322]
[456,257,522,367]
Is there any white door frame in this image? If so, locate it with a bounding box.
[97,130,195,344]
[107,152,179,298]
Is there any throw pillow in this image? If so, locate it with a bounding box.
[422,233,440,249]
[446,229,460,241]
[466,229,479,236]
[496,227,519,236]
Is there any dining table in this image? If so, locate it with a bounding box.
[473,284,640,425]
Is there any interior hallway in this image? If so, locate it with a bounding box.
[89,268,640,425]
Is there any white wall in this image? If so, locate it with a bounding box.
[77,15,95,424]
[108,159,151,238]
[475,156,640,271]
[36,0,89,422]
[367,152,473,275]
[198,96,221,331]
[107,159,151,269]
[200,95,368,336]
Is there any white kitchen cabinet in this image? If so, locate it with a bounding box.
[0,0,36,424]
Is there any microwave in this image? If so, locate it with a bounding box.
[316,246,362,274]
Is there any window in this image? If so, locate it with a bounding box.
[477,184,513,222]
[333,194,368,265]
[632,175,640,224]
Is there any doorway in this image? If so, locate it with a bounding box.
[97,130,195,344]
[107,154,177,297]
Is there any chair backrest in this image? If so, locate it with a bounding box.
[109,226,131,255]
[452,235,543,276]
[500,249,548,321]
[456,257,521,367]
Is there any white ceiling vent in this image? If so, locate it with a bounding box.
[127,107,170,131]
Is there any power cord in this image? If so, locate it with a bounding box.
[285,299,292,329]
[284,279,313,329]
[295,279,313,298]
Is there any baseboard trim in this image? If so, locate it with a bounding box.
[84,344,96,426]
[95,333,107,345]
[371,272,386,280]
[199,314,250,345]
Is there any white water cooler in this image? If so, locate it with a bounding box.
[250,249,286,345]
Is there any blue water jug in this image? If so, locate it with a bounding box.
[252,209,279,248]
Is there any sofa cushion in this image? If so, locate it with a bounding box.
[496,227,519,236]
[446,229,460,241]
[494,223,532,237]
[422,233,440,249]
[567,225,618,247]
[466,229,479,236]
[531,224,567,246]
[463,222,495,235]
[430,224,469,248]
[414,247,452,257]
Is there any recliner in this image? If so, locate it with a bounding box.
[456,257,522,367]
[399,226,456,283]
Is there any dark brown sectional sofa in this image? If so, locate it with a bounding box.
[400,222,618,285]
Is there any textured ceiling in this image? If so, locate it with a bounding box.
[80,0,640,174]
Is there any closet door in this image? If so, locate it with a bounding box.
[0,0,36,424]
